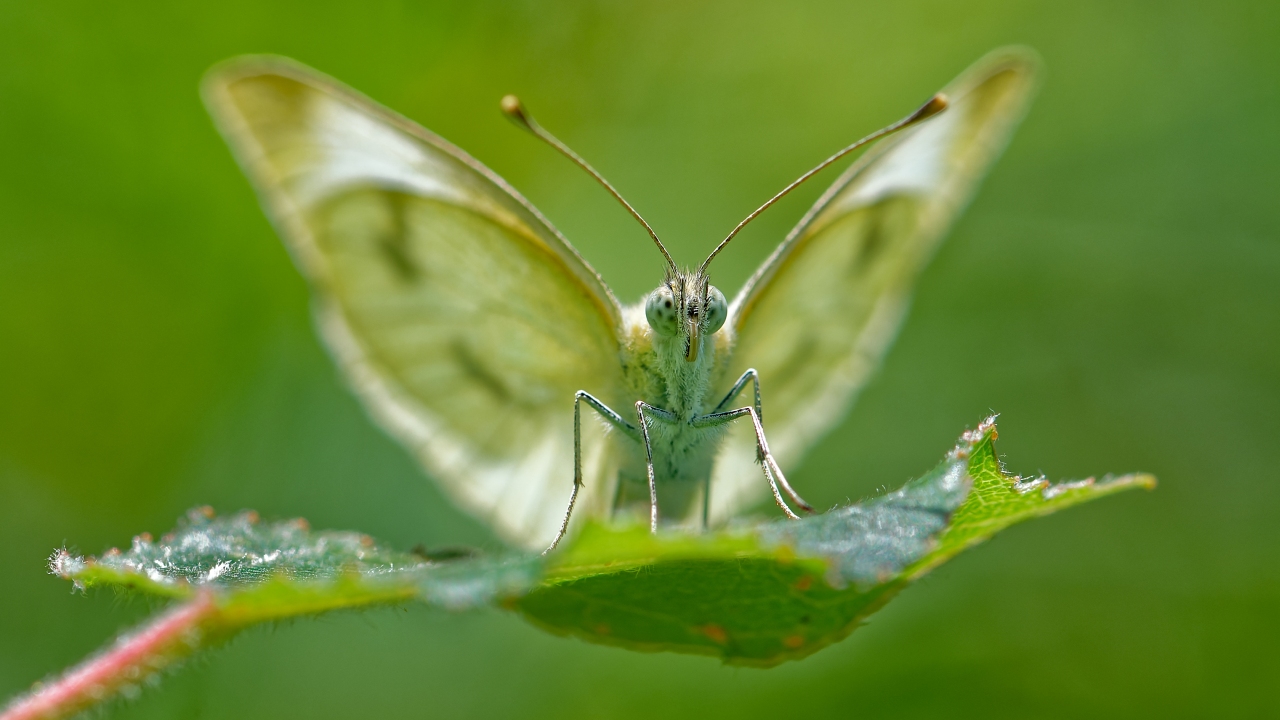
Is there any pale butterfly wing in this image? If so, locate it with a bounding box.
[202,57,627,549]
[710,48,1039,522]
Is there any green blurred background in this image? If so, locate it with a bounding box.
[2,1,1277,717]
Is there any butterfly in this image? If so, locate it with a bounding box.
[202,47,1037,552]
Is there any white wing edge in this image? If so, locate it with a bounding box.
[728,46,1041,325]
[200,55,625,331]
[711,47,1040,522]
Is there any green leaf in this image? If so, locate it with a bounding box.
[32,515,542,720]
[49,507,542,620]
[514,417,1155,665]
[48,417,1153,667]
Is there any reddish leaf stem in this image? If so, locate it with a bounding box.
[1,593,216,720]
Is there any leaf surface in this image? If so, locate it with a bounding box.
[516,417,1153,664]
[50,417,1154,666]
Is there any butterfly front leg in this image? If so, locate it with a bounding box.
[634,401,679,534]
[544,391,639,555]
[713,368,764,418]
[709,369,815,514]
[693,404,812,520]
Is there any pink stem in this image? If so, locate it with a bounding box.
[1,593,217,720]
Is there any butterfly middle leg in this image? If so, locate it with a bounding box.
[708,369,815,514]
[635,401,679,534]
[544,390,639,555]
[692,403,811,521]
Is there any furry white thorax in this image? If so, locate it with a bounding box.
[613,273,735,524]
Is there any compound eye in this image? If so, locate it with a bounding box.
[703,285,727,334]
[645,286,679,336]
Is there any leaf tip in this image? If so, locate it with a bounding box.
[49,548,84,579]
[1103,472,1158,491]
[949,414,999,461]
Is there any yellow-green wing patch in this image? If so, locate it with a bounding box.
[203,58,626,548]
[710,49,1039,523]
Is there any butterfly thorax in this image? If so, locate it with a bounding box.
[647,321,713,419]
[612,276,733,526]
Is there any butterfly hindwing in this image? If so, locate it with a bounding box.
[710,48,1039,522]
[203,57,627,548]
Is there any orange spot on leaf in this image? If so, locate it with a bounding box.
[698,624,729,644]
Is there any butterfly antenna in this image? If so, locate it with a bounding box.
[699,93,949,273]
[502,95,678,273]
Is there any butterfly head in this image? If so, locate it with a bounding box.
[646,270,727,362]
[502,91,947,366]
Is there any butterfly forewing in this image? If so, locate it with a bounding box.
[203,58,627,548]
[710,49,1039,522]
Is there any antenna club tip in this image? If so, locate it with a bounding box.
[500,94,532,125]
[913,93,949,122]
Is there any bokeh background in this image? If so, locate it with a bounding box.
[2,1,1277,718]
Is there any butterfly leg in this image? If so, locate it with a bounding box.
[693,406,802,520]
[713,368,763,417]
[711,369,815,513]
[544,391,638,555]
[635,401,678,534]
